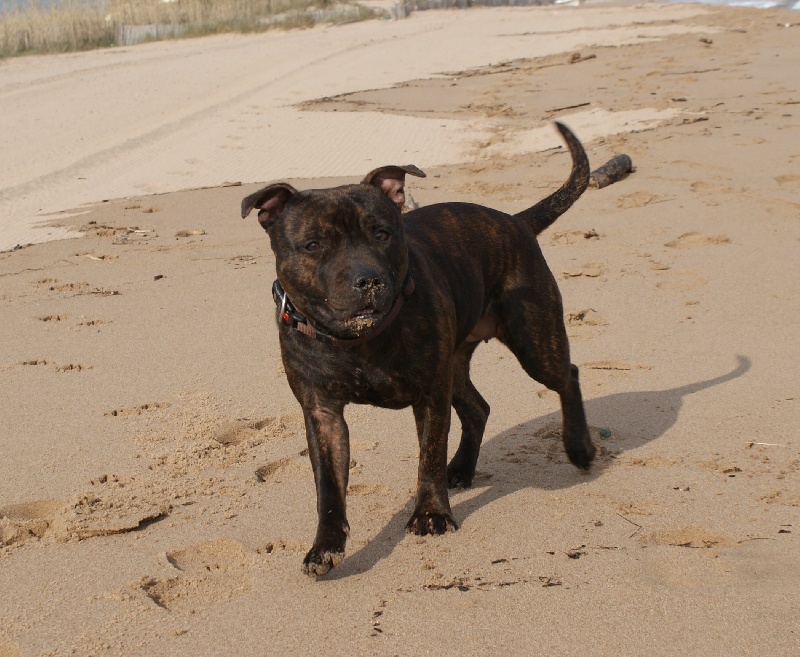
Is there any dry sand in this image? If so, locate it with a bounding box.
[1,3,799,655]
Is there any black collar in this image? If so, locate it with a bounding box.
[271,273,415,347]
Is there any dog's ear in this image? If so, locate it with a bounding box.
[241,183,298,231]
[362,165,425,210]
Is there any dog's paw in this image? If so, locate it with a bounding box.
[446,465,474,489]
[446,452,477,489]
[565,431,596,470]
[406,512,458,536]
[302,547,345,577]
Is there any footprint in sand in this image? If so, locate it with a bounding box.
[562,263,605,279]
[566,308,608,341]
[213,419,269,446]
[527,423,619,465]
[255,457,293,482]
[50,487,168,541]
[550,229,600,245]
[254,450,315,483]
[665,232,731,248]
[140,539,252,612]
[617,192,668,209]
[213,417,280,445]
[0,499,65,547]
[48,282,90,294]
[211,416,297,446]
[566,308,608,327]
[689,180,740,205]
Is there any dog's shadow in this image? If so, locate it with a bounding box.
[324,355,751,580]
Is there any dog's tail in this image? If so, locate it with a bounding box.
[514,122,590,235]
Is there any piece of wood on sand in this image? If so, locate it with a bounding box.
[589,154,635,189]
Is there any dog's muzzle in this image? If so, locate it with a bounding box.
[272,273,415,347]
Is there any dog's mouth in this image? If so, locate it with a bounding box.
[353,303,377,319]
[343,303,383,332]
[305,283,398,339]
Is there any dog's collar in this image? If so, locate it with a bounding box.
[271,273,415,347]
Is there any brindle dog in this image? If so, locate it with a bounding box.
[242,122,595,576]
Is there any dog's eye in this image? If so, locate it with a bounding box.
[374,229,391,242]
[304,241,321,252]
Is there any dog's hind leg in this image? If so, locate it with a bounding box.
[553,363,595,469]
[497,290,596,469]
[447,342,490,488]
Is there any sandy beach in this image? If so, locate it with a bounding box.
[1,2,799,655]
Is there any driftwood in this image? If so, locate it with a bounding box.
[589,154,634,189]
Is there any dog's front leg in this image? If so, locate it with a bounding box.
[301,403,350,576]
[407,393,458,535]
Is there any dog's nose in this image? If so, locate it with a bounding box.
[353,270,385,290]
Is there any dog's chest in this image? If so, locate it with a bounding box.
[281,331,418,408]
[342,361,414,408]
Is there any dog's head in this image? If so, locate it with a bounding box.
[242,165,425,340]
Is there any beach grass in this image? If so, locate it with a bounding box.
[0,0,378,57]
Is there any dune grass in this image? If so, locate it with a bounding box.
[0,0,378,57]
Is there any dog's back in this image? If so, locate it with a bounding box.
[400,120,588,341]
